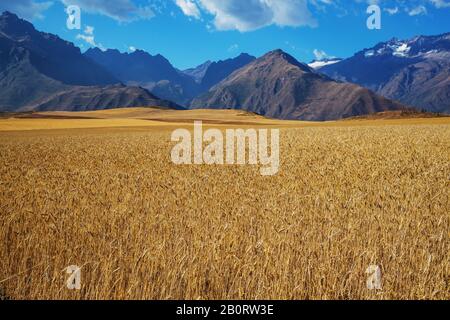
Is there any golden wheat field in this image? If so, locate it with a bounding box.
[0,110,449,300]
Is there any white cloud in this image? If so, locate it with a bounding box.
[196,0,317,32]
[129,46,136,52]
[0,0,52,20]
[408,5,428,16]
[175,0,201,19]
[313,49,334,60]
[60,0,155,22]
[4,0,448,33]
[429,0,450,8]
[384,7,399,15]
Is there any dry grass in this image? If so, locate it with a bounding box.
[0,108,285,131]
[0,114,449,300]
[2,108,450,132]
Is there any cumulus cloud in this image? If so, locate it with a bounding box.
[408,5,428,15]
[0,0,53,20]
[313,49,335,60]
[177,0,449,32]
[3,0,449,32]
[189,0,317,32]
[70,0,449,29]
[61,0,155,22]
[428,0,450,8]
[175,0,201,19]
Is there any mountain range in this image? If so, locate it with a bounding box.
[85,49,256,105]
[191,50,405,121]
[0,11,177,112]
[84,47,200,105]
[320,33,450,114]
[1,10,449,120]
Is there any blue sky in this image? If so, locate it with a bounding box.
[1,0,449,69]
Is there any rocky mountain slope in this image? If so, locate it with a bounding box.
[191,50,406,121]
[85,49,256,106]
[0,11,174,112]
[30,84,180,112]
[199,53,256,91]
[181,61,212,83]
[320,33,450,114]
[84,48,200,105]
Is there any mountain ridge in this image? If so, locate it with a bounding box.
[191,49,407,121]
[84,47,199,105]
[320,32,450,114]
[1,10,448,119]
[84,48,257,106]
[0,11,176,112]
[0,11,118,86]
[199,53,256,91]
[181,60,212,83]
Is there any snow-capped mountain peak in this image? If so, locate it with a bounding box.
[391,42,411,57]
[362,33,450,59]
[317,32,450,115]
